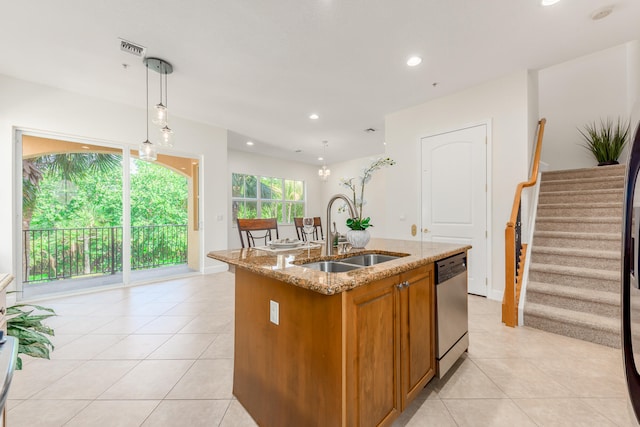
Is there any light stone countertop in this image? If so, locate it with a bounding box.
[207,238,470,295]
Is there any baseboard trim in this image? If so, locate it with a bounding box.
[204,264,229,275]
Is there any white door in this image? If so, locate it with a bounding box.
[421,125,488,296]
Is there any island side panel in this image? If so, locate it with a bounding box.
[234,268,343,427]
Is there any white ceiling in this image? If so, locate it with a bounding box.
[1,0,639,165]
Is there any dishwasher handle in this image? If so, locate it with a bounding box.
[436,253,467,284]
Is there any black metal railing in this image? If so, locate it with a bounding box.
[515,204,522,277]
[23,224,187,284]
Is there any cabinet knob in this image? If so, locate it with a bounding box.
[396,281,410,289]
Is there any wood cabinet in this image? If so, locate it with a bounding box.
[399,266,436,407]
[345,265,435,426]
[345,274,401,426]
[232,264,436,427]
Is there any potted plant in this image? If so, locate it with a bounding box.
[7,302,56,370]
[579,118,630,166]
[340,157,396,248]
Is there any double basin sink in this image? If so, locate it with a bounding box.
[301,253,404,273]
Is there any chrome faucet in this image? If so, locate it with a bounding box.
[326,194,357,256]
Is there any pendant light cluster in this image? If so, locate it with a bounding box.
[318,141,331,181]
[139,57,174,162]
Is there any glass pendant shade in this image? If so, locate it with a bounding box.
[153,103,167,126]
[160,125,174,147]
[139,140,157,161]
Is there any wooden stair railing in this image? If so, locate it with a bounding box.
[502,118,546,327]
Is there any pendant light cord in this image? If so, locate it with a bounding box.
[146,62,149,141]
[164,65,168,109]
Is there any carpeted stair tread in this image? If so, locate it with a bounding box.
[531,245,619,260]
[524,302,619,333]
[538,189,624,204]
[524,302,620,348]
[538,202,622,208]
[536,216,621,223]
[541,165,626,181]
[527,281,619,306]
[534,230,620,241]
[528,262,619,281]
[539,188,623,196]
[534,217,622,233]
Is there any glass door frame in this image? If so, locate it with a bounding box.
[14,128,203,300]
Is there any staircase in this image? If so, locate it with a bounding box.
[523,164,625,348]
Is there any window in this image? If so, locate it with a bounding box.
[232,173,305,224]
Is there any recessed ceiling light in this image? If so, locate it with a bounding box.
[318,156,324,161]
[591,5,613,20]
[246,141,254,146]
[309,113,319,120]
[407,56,422,67]
[541,0,560,6]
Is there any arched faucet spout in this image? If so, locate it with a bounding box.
[326,194,357,256]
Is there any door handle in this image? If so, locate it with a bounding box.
[423,228,430,233]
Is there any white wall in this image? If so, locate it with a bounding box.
[539,43,632,170]
[0,74,229,280]
[227,149,325,248]
[384,70,532,301]
[318,156,391,239]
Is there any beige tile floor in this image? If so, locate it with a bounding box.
[6,271,639,426]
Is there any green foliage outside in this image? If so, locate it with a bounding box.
[232,173,305,223]
[24,155,190,283]
[30,158,188,228]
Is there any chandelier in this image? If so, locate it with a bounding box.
[139,57,174,162]
[318,141,331,181]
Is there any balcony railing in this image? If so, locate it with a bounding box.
[23,224,188,284]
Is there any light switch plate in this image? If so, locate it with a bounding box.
[270,300,279,325]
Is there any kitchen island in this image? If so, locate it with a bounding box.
[207,238,470,427]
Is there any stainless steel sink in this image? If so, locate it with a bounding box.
[302,261,362,272]
[340,254,403,266]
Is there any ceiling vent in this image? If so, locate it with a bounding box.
[119,39,146,57]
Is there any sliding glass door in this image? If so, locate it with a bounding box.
[18,133,200,299]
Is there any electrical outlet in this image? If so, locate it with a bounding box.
[270,300,279,325]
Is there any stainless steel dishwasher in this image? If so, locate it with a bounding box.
[435,252,469,378]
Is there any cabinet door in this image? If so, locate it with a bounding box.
[400,265,435,408]
[346,275,401,427]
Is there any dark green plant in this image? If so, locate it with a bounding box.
[579,118,630,164]
[346,217,372,230]
[6,303,56,370]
